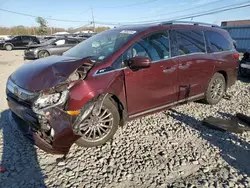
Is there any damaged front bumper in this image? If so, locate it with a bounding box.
[6,78,81,155]
[7,93,80,155]
[6,78,108,155]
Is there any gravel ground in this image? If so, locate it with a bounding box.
[1,50,250,188]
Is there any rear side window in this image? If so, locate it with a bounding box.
[66,39,79,44]
[22,36,31,42]
[176,30,206,55]
[205,31,233,52]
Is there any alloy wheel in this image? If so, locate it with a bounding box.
[76,108,114,142]
[210,78,224,100]
[39,51,49,58]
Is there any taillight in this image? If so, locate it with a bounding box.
[232,53,240,60]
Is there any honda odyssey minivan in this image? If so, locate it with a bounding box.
[6,21,239,154]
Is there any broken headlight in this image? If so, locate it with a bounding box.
[33,90,69,111]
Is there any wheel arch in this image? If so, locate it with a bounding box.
[67,89,128,126]
[4,43,14,48]
[217,70,228,89]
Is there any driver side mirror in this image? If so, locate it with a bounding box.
[52,42,57,46]
[128,56,151,71]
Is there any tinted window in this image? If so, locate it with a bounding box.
[113,31,170,69]
[136,32,170,61]
[22,36,31,42]
[66,39,78,44]
[176,30,206,55]
[32,37,39,42]
[12,36,21,41]
[205,31,233,52]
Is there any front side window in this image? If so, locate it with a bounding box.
[113,31,170,69]
[176,30,206,55]
[205,30,234,52]
[13,36,21,41]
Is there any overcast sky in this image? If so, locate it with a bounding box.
[0,0,249,28]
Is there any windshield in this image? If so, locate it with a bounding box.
[63,29,138,61]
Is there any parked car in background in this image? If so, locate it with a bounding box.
[6,21,238,155]
[24,37,83,59]
[38,36,57,44]
[239,49,250,76]
[0,35,40,51]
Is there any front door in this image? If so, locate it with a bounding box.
[11,36,22,48]
[124,31,179,116]
[173,29,214,101]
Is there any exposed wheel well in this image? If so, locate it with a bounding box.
[217,70,228,89]
[109,94,127,127]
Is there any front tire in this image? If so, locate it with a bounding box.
[75,98,120,147]
[5,44,13,51]
[38,50,49,58]
[204,73,226,105]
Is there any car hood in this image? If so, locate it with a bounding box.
[10,55,94,92]
[27,43,48,49]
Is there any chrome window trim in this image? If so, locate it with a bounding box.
[93,67,127,76]
[93,52,208,76]
[129,93,204,119]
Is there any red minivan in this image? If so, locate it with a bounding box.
[6,21,239,154]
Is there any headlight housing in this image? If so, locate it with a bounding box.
[33,90,69,111]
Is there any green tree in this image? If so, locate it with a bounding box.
[36,17,48,35]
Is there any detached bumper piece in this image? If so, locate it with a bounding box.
[202,113,250,133]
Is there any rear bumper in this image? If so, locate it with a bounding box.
[7,96,79,155]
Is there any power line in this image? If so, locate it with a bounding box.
[93,0,157,8]
[97,0,250,25]
[94,0,223,23]
[0,8,90,23]
[126,0,224,20]
[155,1,250,23]
[0,1,250,26]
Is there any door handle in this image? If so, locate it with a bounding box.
[179,62,191,69]
[163,66,176,73]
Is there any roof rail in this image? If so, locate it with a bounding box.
[160,21,220,28]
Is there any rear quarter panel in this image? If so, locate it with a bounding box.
[213,50,238,88]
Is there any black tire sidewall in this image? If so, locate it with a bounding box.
[204,73,226,105]
[75,98,120,147]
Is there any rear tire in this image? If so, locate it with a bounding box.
[5,44,13,51]
[38,50,49,58]
[75,98,120,147]
[204,73,226,105]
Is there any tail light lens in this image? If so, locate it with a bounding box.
[232,53,240,60]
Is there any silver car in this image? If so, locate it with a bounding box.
[24,37,83,59]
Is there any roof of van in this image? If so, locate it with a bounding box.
[115,21,220,32]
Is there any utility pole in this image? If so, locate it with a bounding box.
[91,8,95,33]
